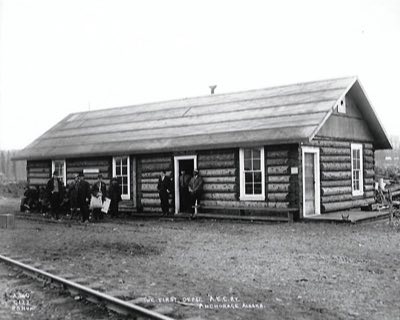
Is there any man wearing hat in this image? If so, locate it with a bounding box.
[77,171,91,223]
[188,169,204,216]
[46,171,64,220]
[68,173,80,219]
[91,173,107,221]
[157,170,172,216]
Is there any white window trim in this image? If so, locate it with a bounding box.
[174,155,197,214]
[112,156,131,200]
[239,147,265,201]
[51,160,66,186]
[302,146,321,216]
[351,143,364,196]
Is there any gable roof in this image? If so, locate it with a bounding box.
[14,76,391,160]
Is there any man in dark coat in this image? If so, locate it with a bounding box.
[46,171,64,220]
[189,169,204,216]
[91,173,107,221]
[157,170,172,216]
[108,177,122,218]
[77,171,91,223]
[68,174,79,220]
[179,169,191,212]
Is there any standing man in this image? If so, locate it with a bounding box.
[77,171,91,223]
[91,174,107,221]
[189,169,204,217]
[68,174,79,220]
[157,170,172,216]
[108,177,122,218]
[46,171,64,220]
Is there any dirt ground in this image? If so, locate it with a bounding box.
[0,197,399,320]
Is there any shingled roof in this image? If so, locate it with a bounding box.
[14,76,391,160]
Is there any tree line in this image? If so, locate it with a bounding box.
[0,150,27,182]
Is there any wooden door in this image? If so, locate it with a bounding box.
[302,147,320,217]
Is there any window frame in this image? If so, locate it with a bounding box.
[112,156,131,200]
[351,143,363,196]
[51,160,66,186]
[239,147,265,201]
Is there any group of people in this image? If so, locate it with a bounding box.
[157,169,204,216]
[22,171,123,223]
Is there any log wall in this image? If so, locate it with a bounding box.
[137,154,173,213]
[66,157,112,186]
[305,139,375,213]
[27,160,52,186]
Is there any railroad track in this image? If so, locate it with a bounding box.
[0,254,175,320]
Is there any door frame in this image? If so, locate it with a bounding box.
[174,155,197,214]
[302,146,320,217]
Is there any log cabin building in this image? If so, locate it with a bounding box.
[14,77,391,220]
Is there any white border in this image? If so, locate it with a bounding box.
[112,156,131,200]
[174,155,197,214]
[302,146,320,217]
[51,159,66,186]
[351,143,363,196]
[239,147,265,201]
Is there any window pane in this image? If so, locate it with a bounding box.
[245,183,253,194]
[254,172,262,183]
[245,172,253,184]
[254,183,262,194]
[244,159,252,171]
[244,149,251,160]
[116,167,121,175]
[123,177,128,185]
[122,157,128,165]
[122,185,128,194]
[252,148,261,160]
[253,159,261,171]
[122,166,127,175]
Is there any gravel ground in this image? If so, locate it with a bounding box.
[1,197,400,320]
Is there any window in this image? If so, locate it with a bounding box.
[113,156,130,200]
[337,98,346,113]
[239,147,265,201]
[52,160,66,186]
[351,144,363,196]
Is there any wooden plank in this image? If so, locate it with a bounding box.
[202,193,237,201]
[28,172,51,178]
[203,184,236,193]
[199,168,236,177]
[363,155,374,163]
[364,185,374,192]
[321,171,351,180]
[198,153,235,161]
[27,161,51,168]
[321,179,351,187]
[141,162,172,173]
[141,156,172,164]
[203,176,236,183]
[320,147,350,156]
[141,192,159,199]
[364,149,373,157]
[266,150,289,159]
[28,167,51,173]
[196,213,291,222]
[28,178,49,185]
[267,183,290,193]
[197,160,235,169]
[67,159,110,167]
[141,171,172,178]
[141,198,172,207]
[321,194,353,203]
[268,175,290,183]
[321,162,351,171]
[322,198,375,212]
[363,162,374,169]
[364,169,374,178]
[266,158,289,165]
[267,166,289,175]
[311,140,350,148]
[320,155,351,163]
[267,193,288,201]
[67,166,109,173]
[321,186,352,196]
[363,143,373,149]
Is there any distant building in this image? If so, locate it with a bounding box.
[14,77,391,219]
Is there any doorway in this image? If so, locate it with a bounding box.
[302,147,320,217]
[174,155,197,214]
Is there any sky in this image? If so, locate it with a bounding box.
[0,0,399,150]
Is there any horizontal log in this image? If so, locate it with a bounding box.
[363,143,373,150]
[67,166,109,173]
[321,162,351,171]
[267,202,289,208]
[141,178,159,184]
[267,166,289,175]
[201,200,277,209]
[28,167,51,173]
[27,161,51,168]
[364,169,374,178]
[197,160,235,169]
[141,184,158,192]
[363,155,374,163]
[67,173,110,180]
[312,140,350,148]
[266,158,289,166]
[364,185,374,192]
[266,150,289,159]
[198,153,235,162]
[321,179,351,187]
[199,168,236,177]
[141,162,172,173]
[141,171,172,178]
[364,178,374,185]
[320,147,350,156]
[268,175,290,183]
[140,156,171,164]
[363,162,374,170]
[322,198,375,212]
[364,149,373,157]
[267,193,288,201]
[28,172,50,178]
[141,198,172,207]
[268,183,290,193]
[28,178,50,185]
[67,160,110,167]
[203,184,236,193]
[142,206,162,213]
[320,155,351,163]
[141,192,159,199]
[364,191,375,198]
[203,176,236,183]
[321,186,352,196]
[321,194,353,203]
[202,193,237,201]
[321,171,351,180]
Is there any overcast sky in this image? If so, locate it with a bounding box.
[0,0,399,150]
